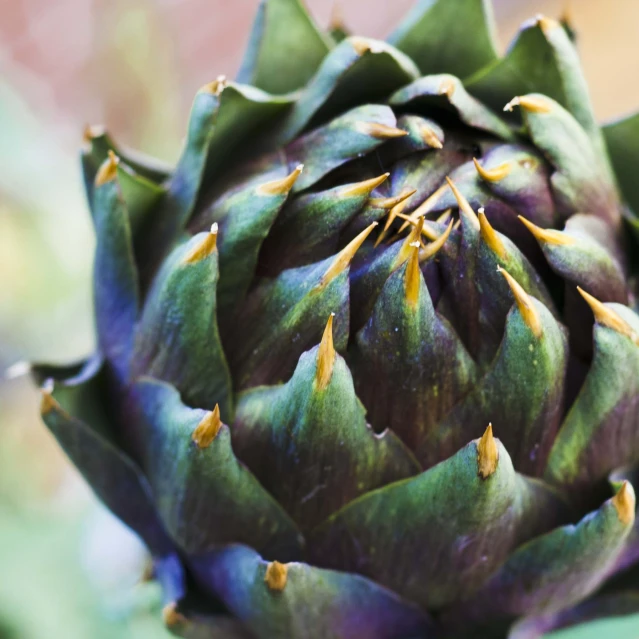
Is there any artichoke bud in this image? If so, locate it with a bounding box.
[32,0,639,635]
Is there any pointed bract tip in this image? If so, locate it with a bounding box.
[518,215,574,246]
[374,197,411,247]
[498,267,543,338]
[612,481,636,526]
[192,405,222,448]
[40,385,60,416]
[577,287,639,345]
[477,424,499,479]
[258,164,304,196]
[200,75,227,96]
[350,36,371,56]
[265,561,288,591]
[439,77,456,98]
[420,123,443,149]
[95,150,119,187]
[473,157,512,183]
[163,603,187,628]
[446,177,480,231]
[355,121,409,139]
[183,229,218,264]
[369,188,416,210]
[340,173,389,198]
[399,183,448,233]
[504,95,551,114]
[83,124,105,144]
[315,314,336,391]
[404,243,422,309]
[320,222,377,287]
[478,210,506,259]
[535,13,560,35]
[420,219,453,262]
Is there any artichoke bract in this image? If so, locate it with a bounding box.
[32,0,639,637]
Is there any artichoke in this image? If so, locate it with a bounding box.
[31,0,639,637]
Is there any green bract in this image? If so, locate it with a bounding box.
[32,1,639,637]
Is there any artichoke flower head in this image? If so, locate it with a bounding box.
[32,1,639,637]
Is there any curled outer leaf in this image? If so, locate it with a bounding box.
[390,74,515,141]
[130,378,304,561]
[545,300,639,496]
[283,104,400,192]
[310,430,567,609]
[447,483,636,632]
[34,357,177,561]
[190,545,435,639]
[466,15,608,163]
[507,94,619,224]
[270,36,419,145]
[142,83,294,277]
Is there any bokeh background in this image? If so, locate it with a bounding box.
[2,1,639,637]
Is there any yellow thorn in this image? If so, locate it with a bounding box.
[404,243,422,308]
[200,75,227,96]
[315,314,336,390]
[420,123,443,149]
[535,14,560,35]
[439,77,456,98]
[374,196,412,248]
[612,481,636,526]
[192,404,222,448]
[264,561,288,591]
[40,385,61,416]
[477,424,499,479]
[498,267,543,338]
[436,209,452,225]
[350,36,371,56]
[320,222,377,287]
[368,188,416,210]
[518,216,575,246]
[183,223,218,264]
[258,165,304,196]
[95,150,119,187]
[398,183,448,233]
[163,603,187,628]
[446,177,480,231]
[478,209,506,259]
[355,121,409,139]
[392,218,424,267]
[504,95,552,114]
[83,124,105,144]
[577,287,639,345]
[340,173,389,198]
[419,220,453,262]
[473,158,512,183]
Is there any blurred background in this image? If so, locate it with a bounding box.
[1,1,639,637]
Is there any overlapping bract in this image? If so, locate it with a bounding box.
[34,1,639,638]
